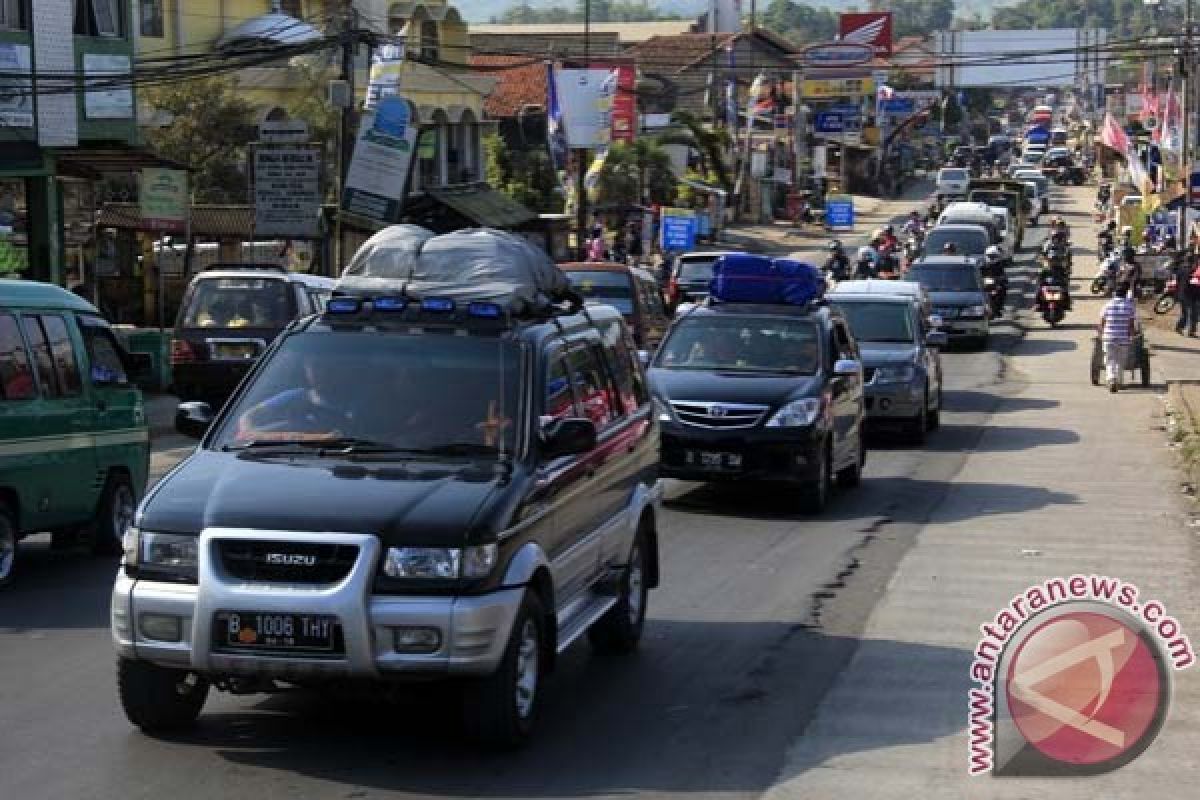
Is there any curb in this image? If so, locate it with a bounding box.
[1166,380,1200,492]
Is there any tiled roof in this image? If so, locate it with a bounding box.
[97,204,259,238]
[469,21,697,44]
[470,54,548,118]
[626,32,737,73]
[470,32,623,58]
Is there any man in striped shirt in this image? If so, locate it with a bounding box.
[1098,281,1139,393]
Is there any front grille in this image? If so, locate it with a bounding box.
[670,401,768,429]
[218,540,359,584]
[934,306,960,319]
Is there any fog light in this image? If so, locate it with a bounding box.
[139,613,182,642]
[393,626,441,653]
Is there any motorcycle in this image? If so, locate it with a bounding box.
[853,256,875,280]
[1054,166,1071,185]
[1155,276,1179,315]
[1091,253,1120,295]
[824,254,850,282]
[876,253,901,280]
[1039,285,1067,327]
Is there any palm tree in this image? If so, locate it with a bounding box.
[657,109,734,192]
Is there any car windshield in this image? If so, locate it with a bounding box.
[678,257,719,282]
[565,270,634,315]
[925,229,988,256]
[908,267,981,293]
[831,302,915,344]
[182,277,293,329]
[655,315,820,375]
[210,332,521,457]
[940,169,968,181]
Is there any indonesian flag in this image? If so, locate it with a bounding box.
[1100,112,1131,156]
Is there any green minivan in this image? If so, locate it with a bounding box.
[0,280,150,587]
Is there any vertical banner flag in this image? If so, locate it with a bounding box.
[364,41,406,111]
[724,43,738,129]
[546,62,568,175]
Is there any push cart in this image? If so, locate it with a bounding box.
[1090,334,1151,388]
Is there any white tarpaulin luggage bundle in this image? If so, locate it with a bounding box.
[339,227,577,313]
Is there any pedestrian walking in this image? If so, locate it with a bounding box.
[1098,282,1138,393]
[1178,257,1200,337]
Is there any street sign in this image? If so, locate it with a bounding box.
[814,112,844,134]
[343,97,419,224]
[802,77,875,99]
[259,119,310,144]
[1188,170,1200,209]
[139,168,188,233]
[800,42,874,69]
[825,195,855,231]
[661,208,698,251]
[253,145,321,238]
[880,97,915,114]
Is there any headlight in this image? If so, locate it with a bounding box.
[961,305,988,319]
[383,544,498,580]
[875,365,916,385]
[131,530,198,582]
[766,397,823,428]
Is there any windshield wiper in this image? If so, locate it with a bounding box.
[222,437,399,454]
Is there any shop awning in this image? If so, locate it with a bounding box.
[55,147,190,181]
[426,184,537,229]
[96,203,260,238]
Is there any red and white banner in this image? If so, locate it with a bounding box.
[839,12,893,56]
[1100,112,1131,156]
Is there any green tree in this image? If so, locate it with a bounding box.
[761,1,838,45]
[285,64,340,202]
[658,109,734,192]
[594,139,677,208]
[494,1,679,24]
[993,0,1175,38]
[869,0,955,38]
[484,134,561,212]
[142,76,256,203]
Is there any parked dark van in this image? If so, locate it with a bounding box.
[560,262,671,352]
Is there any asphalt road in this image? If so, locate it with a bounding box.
[0,192,1057,800]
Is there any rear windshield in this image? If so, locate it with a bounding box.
[656,315,820,375]
[182,278,293,328]
[924,229,988,256]
[677,257,719,282]
[940,169,968,181]
[830,302,915,344]
[565,270,634,315]
[908,267,981,293]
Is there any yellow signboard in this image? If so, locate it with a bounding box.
[802,77,875,99]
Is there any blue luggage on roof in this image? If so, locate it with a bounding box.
[709,254,824,305]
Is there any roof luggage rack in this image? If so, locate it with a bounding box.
[332,226,585,324]
[200,263,287,273]
[707,254,826,310]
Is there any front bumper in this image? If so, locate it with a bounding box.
[936,316,988,338]
[172,362,253,404]
[659,423,824,483]
[863,382,924,421]
[112,529,523,680]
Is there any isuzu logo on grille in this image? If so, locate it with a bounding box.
[263,553,318,566]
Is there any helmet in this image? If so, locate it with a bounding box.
[1106,220,1117,231]
[985,245,1002,262]
[942,242,959,254]
[884,225,895,235]
[857,246,874,260]
[829,240,842,251]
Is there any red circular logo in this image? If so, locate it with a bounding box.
[1006,611,1165,767]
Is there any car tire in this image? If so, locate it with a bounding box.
[93,473,137,556]
[1140,350,1152,388]
[801,443,833,514]
[589,526,649,654]
[927,385,942,431]
[117,657,209,733]
[462,591,545,749]
[0,503,17,590]
[975,334,989,351]
[836,436,864,489]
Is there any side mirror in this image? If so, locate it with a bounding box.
[926,330,949,349]
[540,417,597,460]
[833,358,861,377]
[175,401,214,440]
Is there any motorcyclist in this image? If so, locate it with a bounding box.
[1036,258,1073,312]
[1097,220,1116,255]
[902,211,925,237]
[825,240,850,281]
[854,245,878,279]
[982,245,1008,314]
[878,226,899,254]
[1117,248,1144,297]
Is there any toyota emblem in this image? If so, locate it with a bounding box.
[709,405,727,418]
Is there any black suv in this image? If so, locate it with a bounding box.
[113,289,661,747]
[648,299,866,512]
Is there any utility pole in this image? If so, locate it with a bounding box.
[332,2,357,276]
[575,0,591,260]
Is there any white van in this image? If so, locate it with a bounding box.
[938,202,1008,261]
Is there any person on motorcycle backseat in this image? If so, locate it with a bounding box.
[877,226,899,253]
[982,246,1009,311]
[826,240,850,280]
